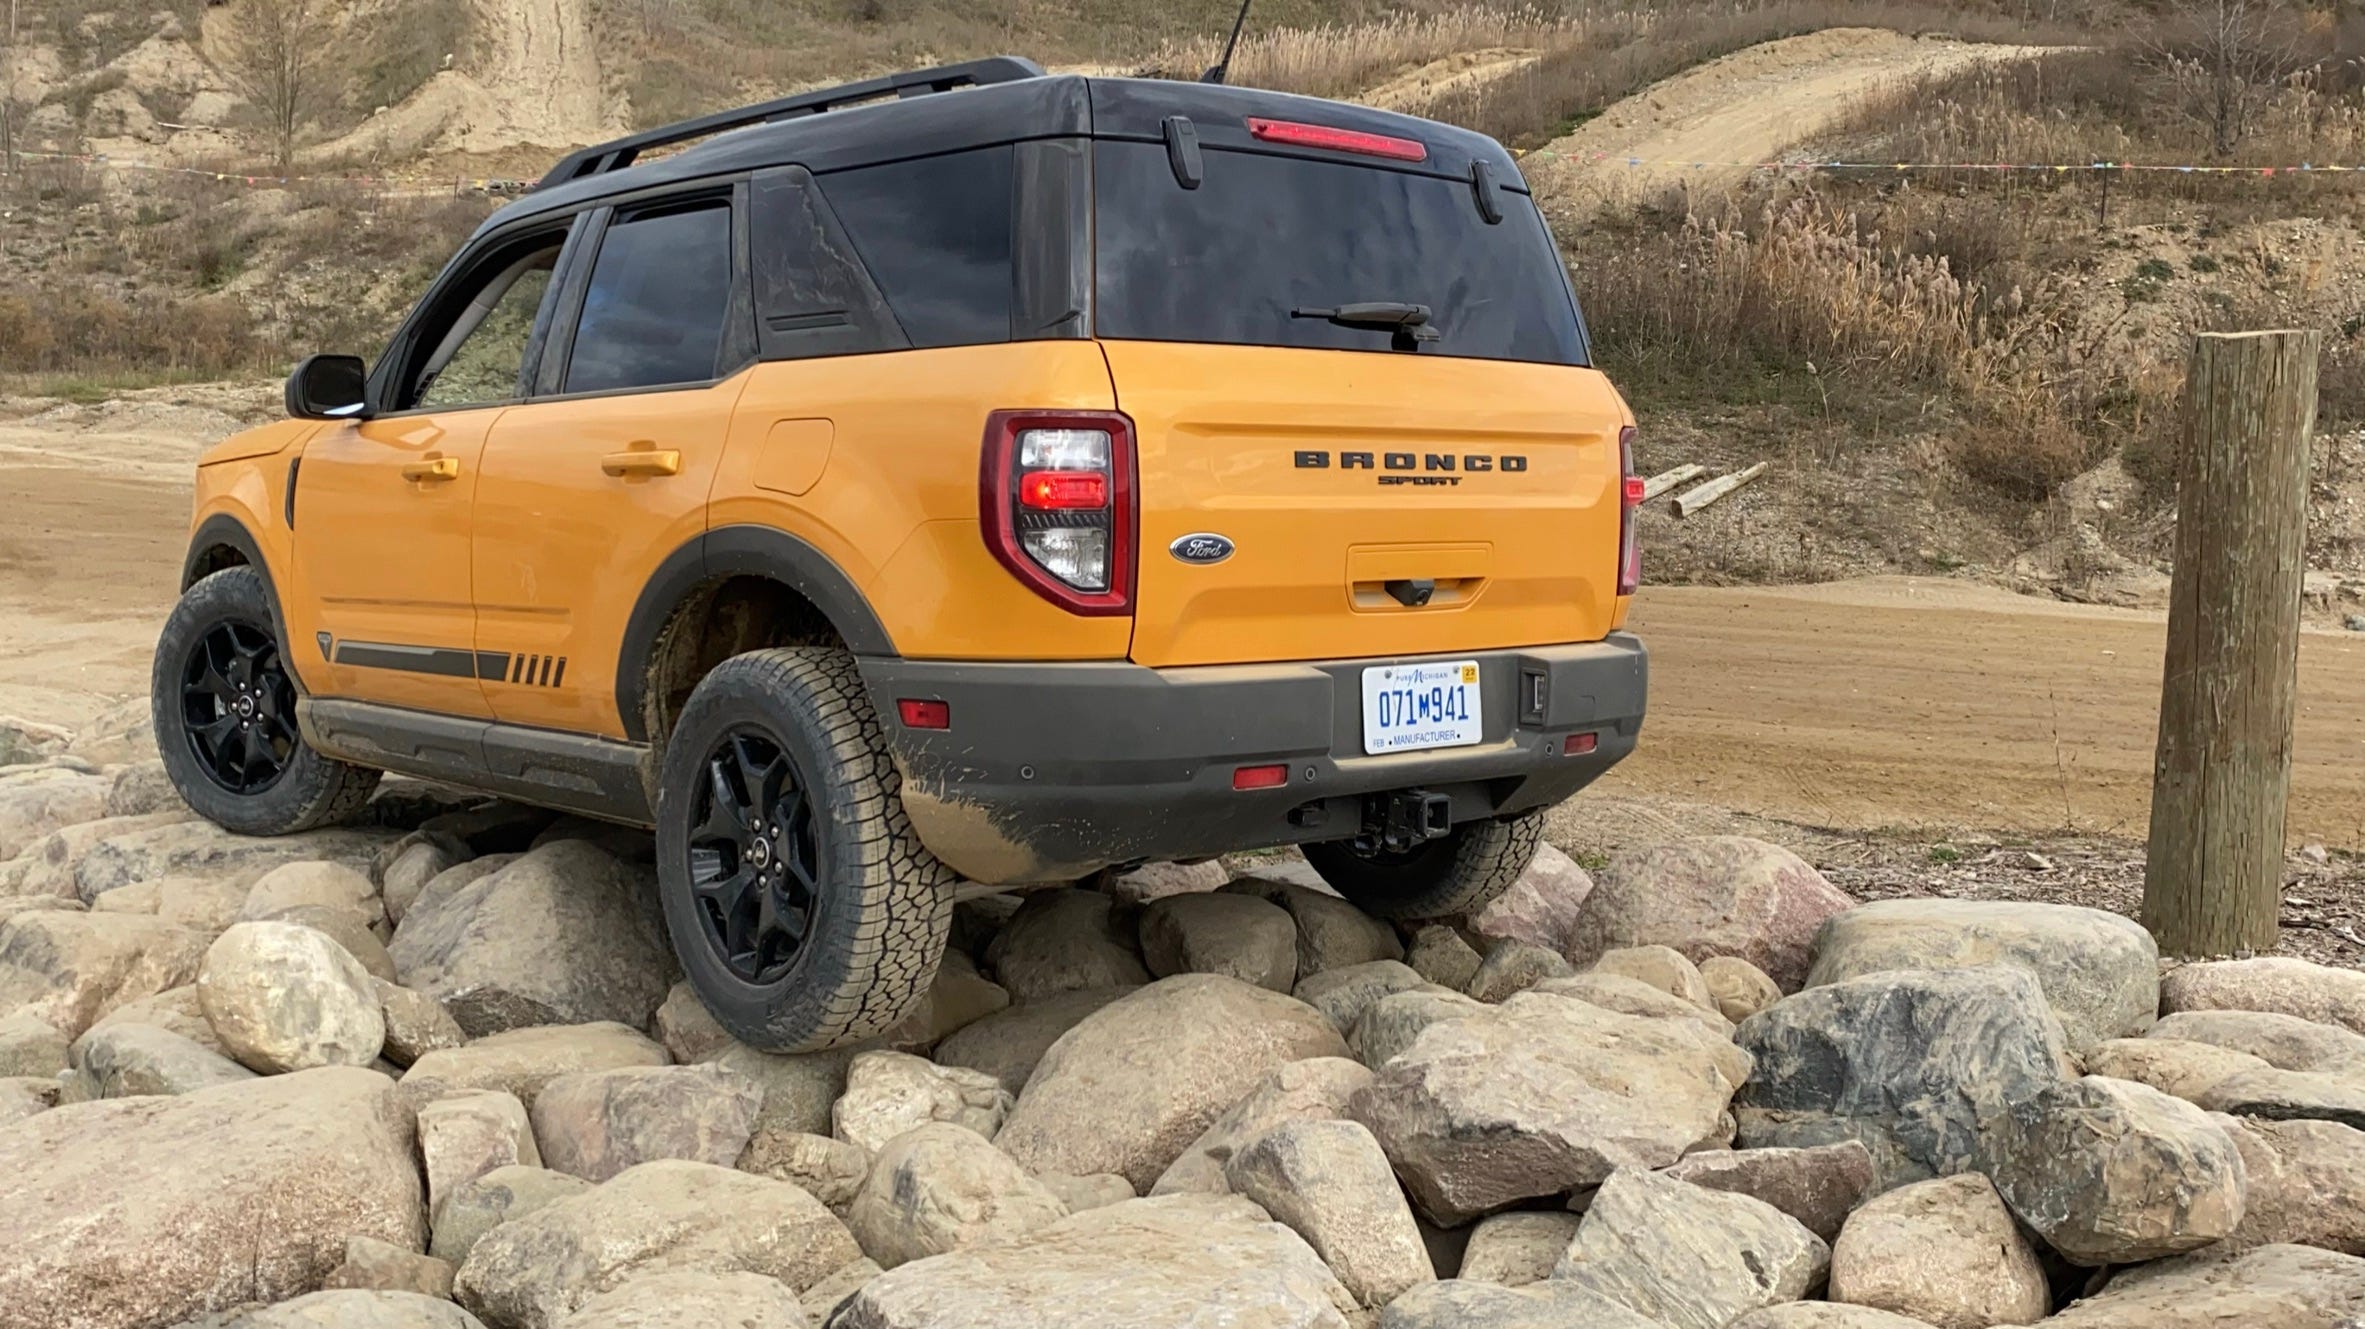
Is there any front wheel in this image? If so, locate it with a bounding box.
[1302,809,1544,920]
[654,647,954,1053]
[152,566,380,835]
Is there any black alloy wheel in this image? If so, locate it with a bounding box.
[686,727,823,983]
[180,619,298,795]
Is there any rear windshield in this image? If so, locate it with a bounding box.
[1092,140,1588,366]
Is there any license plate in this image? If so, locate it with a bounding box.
[1361,660,1483,755]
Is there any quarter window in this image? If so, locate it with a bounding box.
[819,146,1014,349]
[565,202,734,394]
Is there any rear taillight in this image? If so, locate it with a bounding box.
[980,411,1137,616]
[1616,424,1641,597]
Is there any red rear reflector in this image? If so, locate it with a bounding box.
[897,699,951,730]
[1247,117,1428,162]
[1565,732,1598,755]
[1232,763,1290,791]
[1623,475,1647,505]
[1020,470,1109,510]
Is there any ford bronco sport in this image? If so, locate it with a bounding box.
[154,58,1647,1052]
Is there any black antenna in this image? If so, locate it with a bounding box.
[1201,0,1255,84]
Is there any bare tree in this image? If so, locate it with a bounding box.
[2157,0,2310,156]
[219,0,331,171]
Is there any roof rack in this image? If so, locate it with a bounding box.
[537,56,1048,190]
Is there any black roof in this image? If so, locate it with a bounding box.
[477,60,1527,239]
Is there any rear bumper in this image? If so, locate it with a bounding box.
[860,634,1645,884]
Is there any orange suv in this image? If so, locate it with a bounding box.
[154,58,1647,1051]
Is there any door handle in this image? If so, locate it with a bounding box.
[602,449,682,478]
[402,455,460,483]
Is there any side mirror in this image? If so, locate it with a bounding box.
[285,354,370,421]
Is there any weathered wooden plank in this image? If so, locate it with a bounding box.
[1671,463,1768,517]
[1640,464,1708,502]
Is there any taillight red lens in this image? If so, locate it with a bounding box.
[1616,425,1641,597]
[1564,731,1599,755]
[897,699,951,730]
[1246,117,1428,162]
[1232,763,1290,790]
[1021,470,1109,510]
[979,410,1137,617]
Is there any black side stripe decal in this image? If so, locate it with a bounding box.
[334,640,565,688]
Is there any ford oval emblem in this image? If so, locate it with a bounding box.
[1169,533,1235,565]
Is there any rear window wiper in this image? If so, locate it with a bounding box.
[1292,302,1441,349]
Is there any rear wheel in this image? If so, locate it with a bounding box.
[654,647,954,1053]
[152,567,380,835]
[1302,809,1544,920]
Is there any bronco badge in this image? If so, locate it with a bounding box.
[1169,533,1236,565]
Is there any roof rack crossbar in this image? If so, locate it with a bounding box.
[538,55,1048,190]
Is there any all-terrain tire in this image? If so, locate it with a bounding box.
[1302,808,1545,920]
[654,646,955,1053]
[152,566,381,835]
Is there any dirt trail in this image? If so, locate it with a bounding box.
[1525,28,2054,205]
[1358,49,1544,113]
[313,0,621,162]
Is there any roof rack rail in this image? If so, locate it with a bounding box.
[537,55,1048,190]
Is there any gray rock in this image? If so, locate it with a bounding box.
[1462,843,1593,955]
[1378,1278,1666,1329]
[1293,960,1435,1034]
[63,1020,254,1099]
[2218,1115,2365,1255]
[0,771,107,863]
[831,1050,1010,1153]
[712,1043,860,1138]
[1464,941,1575,1002]
[0,909,210,1036]
[390,840,673,1037]
[1807,899,2158,1049]
[1734,967,2070,1190]
[0,1073,57,1125]
[1106,860,1229,905]
[213,1290,489,1329]
[1350,992,1741,1222]
[1531,971,1737,1045]
[2161,956,2365,1035]
[1661,1140,1876,1242]
[270,902,400,982]
[73,820,387,903]
[1036,1171,1133,1212]
[1552,1168,1829,1329]
[996,974,1349,1191]
[1152,1055,1374,1195]
[1226,1118,1433,1308]
[399,1022,670,1112]
[1727,1308,1942,1329]
[932,985,1135,1097]
[0,714,70,767]
[0,810,185,899]
[847,1121,1069,1269]
[90,984,224,1054]
[2200,1065,2365,1129]
[1404,925,1482,991]
[432,1165,594,1266]
[876,949,1009,1053]
[2037,1243,2365,1328]
[325,1235,458,1299]
[1350,988,1489,1069]
[420,1090,543,1218]
[377,978,468,1068]
[0,1009,67,1077]
[982,889,1150,1002]
[1226,878,1405,976]
[149,873,256,933]
[553,1270,807,1329]
[803,1257,883,1321]
[833,1193,1357,1329]
[738,1131,871,1212]
[2087,1037,2272,1102]
[380,833,469,928]
[533,1063,764,1182]
[652,980,734,1064]
[453,1159,860,1329]
[1987,1075,2247,1265]
[197,920,386,1072]
[1457,1211,1580,1286]
[1589,944,1713,1010]
[240,859,385,931]
[0,1068,424,1329]
[1139,891,1298,991]
[2149,1008,2365,1072]
[1571,836,1852,990]
[1826,1173,2048,1329]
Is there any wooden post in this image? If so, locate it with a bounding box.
[2141,329,2320,957]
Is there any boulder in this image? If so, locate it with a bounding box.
[0,1068,423,1329]
[738,1130,871,1211]
[0,1008,67,1077]
[1349,988,1488,1069]
[213,1290,489,1328]
[1826,1174,2048,1329]
[421,1089,544,1217]
[240,859,385,931]
[453,1160,860,1329]
[0,893,86,923]
[2200,1066,2365,1129]
[1151,1055,1375,1195]
[1570,836,1851,990]
[1728,1309,1943,1329]
[378,978,468,1067]
[325,1235,458,1299]
[1404,925,1482,991]
[1227,878,1405,976]
[932,985,1134,1096]
[0,714,70,766]
[1293,960,1435,1035]
[947,894,1024,962]
[1987,1075,2247,1265]
[0,771,107,862]
[379,833,469,927]
[1464,941,1574,1002]
[713,1043,860,1137]
[653,981,735,1064]
[406,854,520,926]
[91,983,224,1054]
[1552,1168,1829,1329]
[2160,956,2365,1034]
[2087,1037,2272,1102]
[2037,1243,2365,1328]
[1378,1279,1666,1329]
[832,1193,1357,1329]
[390,841,673,1037]
[1457,1211,1580,1286]
[534,1063,764,1182]
[270,903,400,982]
[2218,1115,2365,1255]
[1589,944,1713,1009]
[552,1271,806,1329]
[1349,992,1740,1222]
[981,889,1150,1002]
[151,873,257,933]
[1226,1118,1432,1307]
[0,910,210,1036]
[2149,1008,2365,1072]
[847,1121,1069,1268]
[1106,859,1229,905]
[73,820,386,902]
[1037,1171,1133,1212]
[432,1166,594,1267]
[877,949,1009,1052]
[996,974,1349,1191]
[1462,843,1592,954]
[803,1257,883,1320]
[1733,967,2070,1190]
[1138,891,1297,991]
[1531,971,1737,1045]
[398,1022,670,1111]
[832,1050,1011,1153]
[0,810,185,899]
[197,920,386,1072]
[1661,1140,1877,1242]
[62,1020,254,1099]
[0,1074,57,1124]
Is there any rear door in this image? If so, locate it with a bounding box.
[1091,131,1631,668]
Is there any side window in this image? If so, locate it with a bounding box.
[818,146,1013,349]
[408,241,563,411]
[564,202,734,395]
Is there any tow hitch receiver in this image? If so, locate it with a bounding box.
[1359,789,1452,853]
